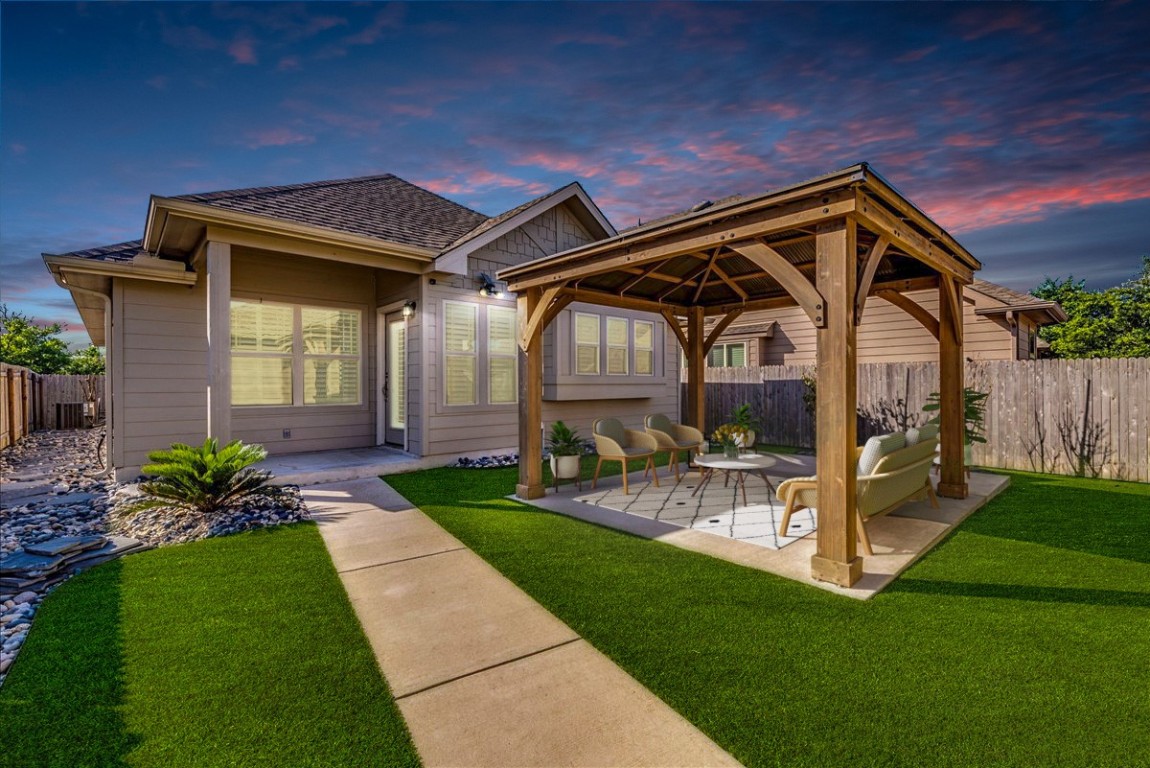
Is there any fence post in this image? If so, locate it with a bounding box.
[6,368,17,447]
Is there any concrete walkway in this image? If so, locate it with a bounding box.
[303,478,740,768]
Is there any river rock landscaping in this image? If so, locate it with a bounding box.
[0,429,309,685]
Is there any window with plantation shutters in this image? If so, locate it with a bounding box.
[606,317,628,375]
[444,301,477,405]
[706,342,747,368]
[230,300,361,406]
[488,306,517,404]
[634,320,654,375]
[575,313,600,374]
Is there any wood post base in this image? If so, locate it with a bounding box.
[810,554,863,587]
[937,482,968,499]
[515,483,547,500]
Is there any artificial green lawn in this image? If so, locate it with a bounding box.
[389,463,1150,768]
[0,523,420,768]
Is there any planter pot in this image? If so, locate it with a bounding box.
[550,454,581,479]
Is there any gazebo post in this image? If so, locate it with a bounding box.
[516,287,546,500]
[811,218,863,587]
[937,276,969,498]
[686,306,706,433]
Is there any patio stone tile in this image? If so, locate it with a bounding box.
[340,548,578,698]
[397,640,741,768]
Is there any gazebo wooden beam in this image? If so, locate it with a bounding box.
[516,287,546,500]
[560,287,687,316]
[505,188,856,292]
[855,190,973,283]
[855,236,890,325]
[685,307,706,432]
[874,288,940,340]
[661,307,689,353]
[811,217,862,588]
[703,308,743,355]
[518,284,564,351]
[728,241,827,328]
[937,275,968,499]
[692,249,722,304]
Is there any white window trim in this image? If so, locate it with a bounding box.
[231,298,364,408]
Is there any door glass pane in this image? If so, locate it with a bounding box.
[231,357,292,405]
[388,320,405,428]
[304,358,360,404]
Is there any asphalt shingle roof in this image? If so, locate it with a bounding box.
[970,279,1044,307]
[445,184,576,251]
[55,240,144,262]
[173,174,489,251]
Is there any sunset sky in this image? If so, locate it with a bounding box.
[2,2,1147,347]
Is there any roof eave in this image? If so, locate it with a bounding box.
[43,252,198,285]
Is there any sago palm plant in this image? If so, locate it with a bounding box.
[120,438,283,519]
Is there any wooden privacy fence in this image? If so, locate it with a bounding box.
[685,358,1149,482]
[0,364,106,449]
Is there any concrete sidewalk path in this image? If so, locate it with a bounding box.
[303,478,741,768]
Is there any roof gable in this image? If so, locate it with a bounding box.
[170,174,488,251]
[436,182,615,274]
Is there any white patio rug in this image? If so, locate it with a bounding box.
[574,472,818,550]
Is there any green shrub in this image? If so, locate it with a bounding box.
[121,438,282,519]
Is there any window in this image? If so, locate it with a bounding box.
[444,301,478,405]
[606,317,629,375]
[634,320,654,375]
[488,306,517,404]
[708,342,747,368]
[575,313,600,374]
[230,300,361,407]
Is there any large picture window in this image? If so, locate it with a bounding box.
[231,300,361,407]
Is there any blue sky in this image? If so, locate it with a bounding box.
[2,1,1147,347]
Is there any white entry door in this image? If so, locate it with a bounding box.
[382,311,406,447]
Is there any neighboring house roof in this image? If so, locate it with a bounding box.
[970,279,1067,324]
[55,240,145,263]
[173,174,489,251]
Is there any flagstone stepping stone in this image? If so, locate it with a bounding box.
[0,551,65,575]
[25,535,106,557]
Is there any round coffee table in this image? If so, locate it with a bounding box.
[691,453,777,506]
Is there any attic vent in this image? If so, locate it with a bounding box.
[690,200,714,213]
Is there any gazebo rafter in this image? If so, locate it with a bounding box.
[501,163,980,587]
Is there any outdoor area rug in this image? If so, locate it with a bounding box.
[574,473,818,550]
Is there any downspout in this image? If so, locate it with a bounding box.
[50,271,113,476]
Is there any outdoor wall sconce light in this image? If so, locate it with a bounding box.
[402,300,417,318]
[477,272,505,298]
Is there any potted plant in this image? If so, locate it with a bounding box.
[922,387,988,464]
[727,403,760,448]
[547,421,584,480]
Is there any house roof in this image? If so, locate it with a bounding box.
[55,240,145,262]
[172,173,489,251]
[446,185,575,251]
[970,279,1067,324]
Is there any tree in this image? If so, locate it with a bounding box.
[65,344,106,375]
[1032,257,1150,359]
[0,304,71,373]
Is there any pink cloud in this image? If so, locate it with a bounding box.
[245,128,314,149]
[895,46,939,64]
[419,171,549,198]
[228,36,258,65]
[943,133,998,149]
[957,7,1044,41]
[343,6,404,47]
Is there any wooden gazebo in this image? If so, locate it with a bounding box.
[499,164,980,587]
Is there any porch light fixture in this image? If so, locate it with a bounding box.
[477,272,504,298]
[402,300,417,318]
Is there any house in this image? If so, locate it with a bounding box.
[44,174,680,479]
[702,278,1067,367]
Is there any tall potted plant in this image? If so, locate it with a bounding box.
[547,421,584,480]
